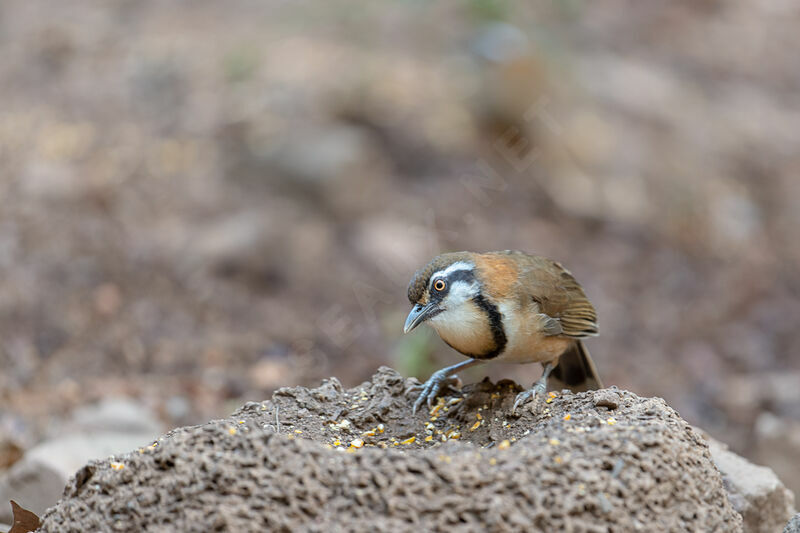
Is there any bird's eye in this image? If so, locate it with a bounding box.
[433,279,446,292]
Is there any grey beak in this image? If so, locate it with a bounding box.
[403,303,437,334]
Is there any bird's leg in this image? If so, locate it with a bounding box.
[513,361,555,414]
[409,359,484,414]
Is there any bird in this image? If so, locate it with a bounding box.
[403,250,602,414]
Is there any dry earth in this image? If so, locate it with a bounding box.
[38,368,742,532]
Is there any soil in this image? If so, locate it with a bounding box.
[38,368,743,532]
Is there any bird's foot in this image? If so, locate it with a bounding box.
[409,369,462,414]
[512,380,547,415]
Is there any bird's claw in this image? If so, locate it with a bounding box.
[512,381,547,415]
[411,370,461,414]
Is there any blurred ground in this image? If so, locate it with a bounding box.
[1,0,799,493]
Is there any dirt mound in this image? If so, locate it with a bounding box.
[38,367,742,532]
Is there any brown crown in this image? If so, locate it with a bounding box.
[406,252,473,303]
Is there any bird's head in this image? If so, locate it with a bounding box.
[403,252,481,334]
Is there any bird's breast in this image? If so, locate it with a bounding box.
[428,300,497,359]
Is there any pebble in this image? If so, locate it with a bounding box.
[593,390,620,410]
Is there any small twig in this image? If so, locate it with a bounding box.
[275,405,281,434]
[611,457,625,478]
[597,492,613,514]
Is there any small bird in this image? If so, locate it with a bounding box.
[404,250,602,414]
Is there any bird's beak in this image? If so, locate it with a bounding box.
[403,303,438,334]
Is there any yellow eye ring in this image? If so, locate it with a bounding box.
[433,279,446,292]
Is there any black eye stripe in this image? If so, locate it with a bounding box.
[446,269,475,284]
[428,269,475,301]
[429,269,475,289]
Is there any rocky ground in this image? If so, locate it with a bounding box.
[30,368,795,532]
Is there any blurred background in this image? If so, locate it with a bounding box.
[1,0,799,495]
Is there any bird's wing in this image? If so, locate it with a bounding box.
[513,253,599,338]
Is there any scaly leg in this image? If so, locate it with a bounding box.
[410,359,484,414]
[513,361,555,414]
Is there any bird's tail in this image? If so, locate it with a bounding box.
[550,340,603,392]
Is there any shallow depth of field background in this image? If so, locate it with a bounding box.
[1,0,799,492]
